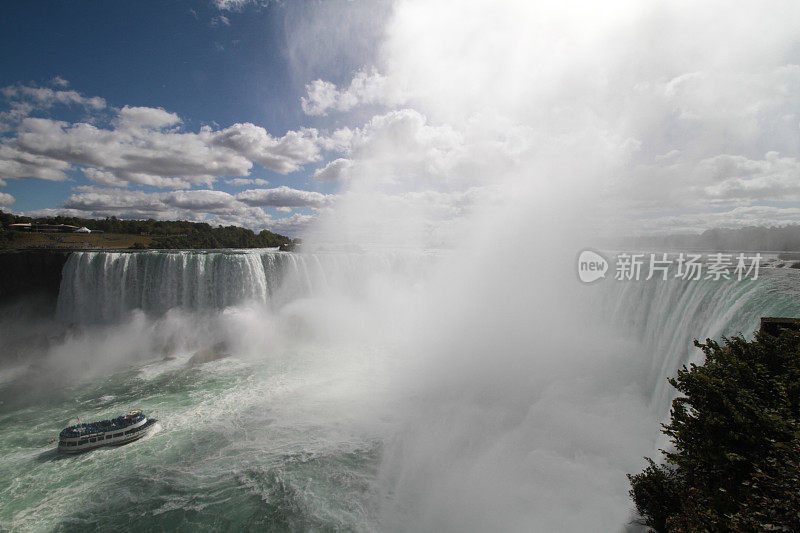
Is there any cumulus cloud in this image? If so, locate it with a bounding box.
[0,143,71,182]
[82,167,127,187]
[49,185,328,237]
[612,151,800,215]
[163,189,237,210]
[8,0,799,241]
[212,123,323,174]
[236,185,333,208]
[310,108,534,195]
[258,212,313,235]
[301,68,405,116]
[49,192,260,234]
[699,152,800,201]
[0,104,330,188]
[1,84,106,111]
[64,187,169,213]
[8,117,239,187]
[62,186,325,214]
[0,82,107,133]
[306,0,800,239]
[226,177,270,187]
[0,192,15,206]
[23,207,91,219]
[341,108,462,185]
[115,106,181,131]
[314,158,352,182]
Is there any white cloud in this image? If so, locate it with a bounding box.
[0,102,34,133]
[115,106,181,131]
[163,189,237,211]
[312,109,530,192]
[2,85,106,111]
[213,0,263,11]
[342,108,463,187]
[64,187,170,214]
[9,117,239,188]
[51,186,326,237]
[22,207,90,219]
[0,192,15,206]
[301,80,339,116]
[301,68,405,116]
[82,167,127,187]
[636,205,800,235]
[62,186,244,214]
[50,76,69,88]
[311,0,800,239]
[236,185,333,208]
[9,1,800,240]
[265,212,314,235]
[0,143,71,182]
[611,152,800,215]
[0,105,332,188]
[316,127,354,153]
[700,152,800,201]
[211,14,231,27]
[314,158,352,181]
[212,123,323,174]
[0,83,107,132]
[226,177,270,187]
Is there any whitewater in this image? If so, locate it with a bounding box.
[1,249,799,531]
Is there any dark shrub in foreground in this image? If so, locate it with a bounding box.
[629,331,800,532]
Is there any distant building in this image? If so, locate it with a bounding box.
[75,227,91,233]
[9,223,80,233]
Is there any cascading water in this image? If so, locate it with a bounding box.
[2,247,800,531]
[372,252,800,531]
[600,267,800,415]
[56,250,430,323]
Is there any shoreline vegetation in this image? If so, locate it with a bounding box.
[0,210,296,251]
[619,224,800,253]
[629,331,800,532]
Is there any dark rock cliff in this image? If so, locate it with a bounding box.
[0,250,71,305]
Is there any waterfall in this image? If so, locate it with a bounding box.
[599,268,800,412]
[55,249,430,324]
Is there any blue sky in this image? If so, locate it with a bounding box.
[0,0,391,236]
[2,1,800,240]
[3,2,291,128]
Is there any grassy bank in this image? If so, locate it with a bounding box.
[1,231,154,250]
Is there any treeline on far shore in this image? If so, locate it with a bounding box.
[0,210,296,250]
[621,224,800,252]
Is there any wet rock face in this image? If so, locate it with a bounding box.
[0,251,71,305]
[187,342,231,366]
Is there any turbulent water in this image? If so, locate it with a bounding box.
[1,250,800,531]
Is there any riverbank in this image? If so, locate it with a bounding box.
[1,231,153,250]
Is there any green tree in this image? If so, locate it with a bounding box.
[629,331,800,532]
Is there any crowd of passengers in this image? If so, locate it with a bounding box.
[59,414,145,438]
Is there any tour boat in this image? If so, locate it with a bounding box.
[57,410,157,453]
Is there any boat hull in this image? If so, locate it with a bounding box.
[58,418,158,454]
